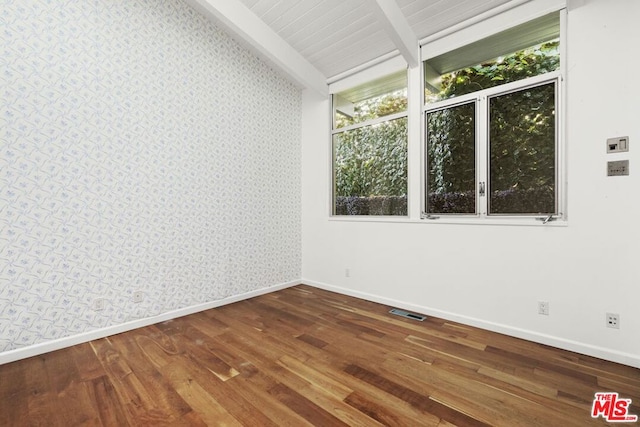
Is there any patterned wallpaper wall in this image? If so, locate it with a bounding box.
[0,0,301,353]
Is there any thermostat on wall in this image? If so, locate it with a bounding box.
[607,136,629,153]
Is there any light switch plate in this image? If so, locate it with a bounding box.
[607,136,629,153]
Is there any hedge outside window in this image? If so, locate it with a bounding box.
[424,38,560,218]
[332,71,408,216]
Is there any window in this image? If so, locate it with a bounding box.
[332,70,408,216]
[423,12,562,219]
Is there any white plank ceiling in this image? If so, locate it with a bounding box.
[236,0,513,79]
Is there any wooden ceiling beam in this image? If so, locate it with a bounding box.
[184,0,328,96]
[371,0,419,68]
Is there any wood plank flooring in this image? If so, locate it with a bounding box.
[1,284,638,426]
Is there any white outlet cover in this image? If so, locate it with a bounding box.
[133,291,144,303]
[606,313,620,329]
[538,301,549,315]
[92,298,106,311]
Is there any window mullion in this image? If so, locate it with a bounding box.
[477,96,488,217]
[332,111,408,134]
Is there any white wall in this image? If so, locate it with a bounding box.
[302,0,640,368]
[0,0,301,357]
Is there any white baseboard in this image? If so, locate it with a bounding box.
[302,279,640,369]
[4,278,638,370]
[0,280,299,366]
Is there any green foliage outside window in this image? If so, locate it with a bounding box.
[333,92,408,215]
[489,82,556,214]
[333,40,560,216]
[427,40,559,215]
[429,41,559,102]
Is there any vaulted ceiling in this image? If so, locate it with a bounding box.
[185,0,522,94]
[236,0,513,78]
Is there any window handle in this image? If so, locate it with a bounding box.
[537,215,556,224]
[421,211,439,220]
[479,182,485,197]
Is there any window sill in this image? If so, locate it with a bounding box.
[328,215,568,227]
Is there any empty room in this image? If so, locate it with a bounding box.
[1,0,639,425]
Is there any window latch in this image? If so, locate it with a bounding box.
[421,211,439,220]
[479,182,485,197]
[536,215,556,224]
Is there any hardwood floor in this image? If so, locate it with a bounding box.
[1,284,638,426]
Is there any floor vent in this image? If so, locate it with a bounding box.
[389,308,426,321]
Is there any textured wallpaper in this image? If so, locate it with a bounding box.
[0,0,301,353]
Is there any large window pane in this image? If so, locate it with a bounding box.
[489,82,556,214]
[333,117,407,215]
[426,102,476,214]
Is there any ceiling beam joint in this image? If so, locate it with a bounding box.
[184,0,328,96]
[371,0,420,68]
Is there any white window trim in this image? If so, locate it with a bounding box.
[330,64,410,218]
[328,214,568,227]
[422,72,563,222]
[329,55,407,95]
[420,0,566,60]
[417,6,567,225]
[332,111,408,135]
[328,5,568,226]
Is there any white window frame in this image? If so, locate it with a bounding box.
[422,72,562,221]
[419,6,567,225]
[327,2,567,226]
[329,64,410,217]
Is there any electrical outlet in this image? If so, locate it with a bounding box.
[132,291,144,303]
[345,268,350,278]
[538,301,549,316]
[92,298,106,311]
[606,313,620,329]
